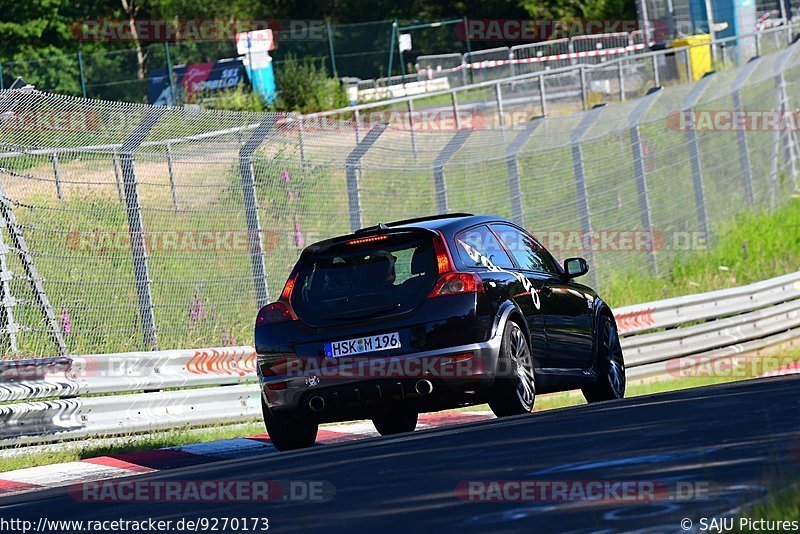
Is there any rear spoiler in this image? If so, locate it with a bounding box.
[304,227,439,256]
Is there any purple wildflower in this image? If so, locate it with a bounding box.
[60,306,71,335]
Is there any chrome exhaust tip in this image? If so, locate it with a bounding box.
[415,379,433,396]
[308,396,325,413]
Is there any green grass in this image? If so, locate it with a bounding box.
[738,485,800,527]
[602,195,800,307]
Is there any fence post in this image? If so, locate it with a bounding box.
[778,73,799,189]
[433,130,472,214]
[681,72,715,240]
[539,74,547,116]
[297,115,308,168]
[51,153,63,200]
[570,105,605,288]
[652,55,660,87]
[0,225,18,354]
[731,56,762,205]
[111,152,124,203]
[120,108,165,349]
[77,51,87,98]
[495,83,505,126]
[773,43,800,192]
[452,91,461,129]
[345,125,386,232]
[165,143,179,211]
[628,87,663,276]
[579,65,588,110]
[0,182,66,355]
[506,116,545,226]
[239,117,277,309]
[0,62,4,91]
[407,99,418,156]
[618,59,625,101]
[684,47,693,81]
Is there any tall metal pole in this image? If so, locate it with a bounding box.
[397,24,407,84]
[165,42,177,106]
[77,51,87,98]
[326,21,338,78]
[463,16,473,84]
[387,20,397,78]
[638,0,650,45]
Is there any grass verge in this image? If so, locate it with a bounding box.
[738,484,800,526]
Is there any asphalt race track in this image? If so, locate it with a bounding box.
[2,376,799,533]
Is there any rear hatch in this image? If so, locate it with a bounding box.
[290,230,439,328]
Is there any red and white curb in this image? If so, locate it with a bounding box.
[759,361,800,378]
[0,411,492,498]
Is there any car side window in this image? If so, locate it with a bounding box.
[454,225,515,270]
[490,224,560,274]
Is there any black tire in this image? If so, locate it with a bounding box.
[261,397,318,451]
[488,321,536,417]
[372,408,419,436]
[583,314,626,403]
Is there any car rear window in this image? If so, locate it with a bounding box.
[290,233,438,326]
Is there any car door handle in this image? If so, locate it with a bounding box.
[541,285,553,297]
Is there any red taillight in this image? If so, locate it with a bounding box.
[280,273,298,301]
[428,272,483,298]
[347,235,388,246]
[433,230,455,274]
[256,301,296,326]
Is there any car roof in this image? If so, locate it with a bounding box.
[304,214,515,252]
[364,213,511,234]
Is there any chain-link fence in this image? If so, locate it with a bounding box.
[1,40,800,358]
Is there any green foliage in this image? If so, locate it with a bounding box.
[203,85,267,112]
[0,0,636,101]
[602,197,800,307]
[273,54,348,113]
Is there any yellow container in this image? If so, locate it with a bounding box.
[671,34,712,81]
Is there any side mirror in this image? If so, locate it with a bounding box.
[563,257,589,279]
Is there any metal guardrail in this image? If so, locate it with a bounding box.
[1,271,798,447]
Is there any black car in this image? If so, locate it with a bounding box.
[255,214,625,451]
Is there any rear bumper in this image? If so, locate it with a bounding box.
[261,332,503,420]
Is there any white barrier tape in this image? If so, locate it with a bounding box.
[418,44,646,75]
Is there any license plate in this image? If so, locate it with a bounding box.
[325,332,401,358]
